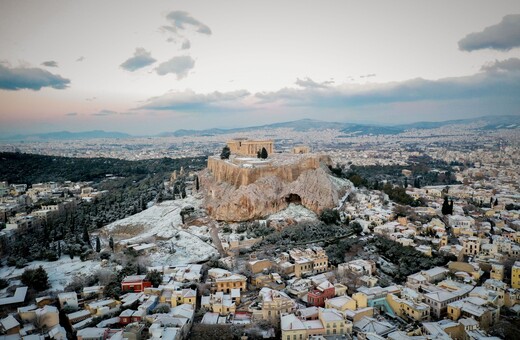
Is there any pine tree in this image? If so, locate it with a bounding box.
[57,242,61,258]
[195,176,200,191]
[260,147,268,159]
[449,199,454,214]
[442,196,450,215]
[21,266,49,291]
[494,198,498,206]
[220,146,231,159]
[109,236,114,251]
[95,236,101,252]
[404,177,408,188]
[82,225,90,245]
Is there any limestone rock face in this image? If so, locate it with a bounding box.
[200,156,352,221]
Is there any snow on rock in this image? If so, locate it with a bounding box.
[103,197,218,266]
[268,203,318,221]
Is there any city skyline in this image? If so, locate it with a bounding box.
[1,0,520,135]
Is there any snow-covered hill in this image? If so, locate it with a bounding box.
[102,197,218,266]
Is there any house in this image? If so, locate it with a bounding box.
[77,327,107,340]
[215,273,247,293]
[386,293,430,321]
[35,305,60,329]
[290,247,329,278]
[0,286,28,308]
[121,275,152,293]
[58,292,79,310]
[201,292,237,315]
[280,308,352,340]
[307,280,335,307]
[85,299,120,316]
[338,259,376,277]
[447,297,500,330]
[247,256,272,274]
[170,289,197,307]
[490,263,504,281]
[324,295,357,311]
[0,315,20,335]
[423,287,470,319]
[253,288,296,321]
[353,316,397,337]
[318,308,352,336]
[512,261,520,289]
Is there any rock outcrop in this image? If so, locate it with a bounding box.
[200,154,352,221]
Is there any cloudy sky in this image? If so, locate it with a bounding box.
[1,0,520,135]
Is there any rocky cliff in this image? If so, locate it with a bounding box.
[200,155,352,221]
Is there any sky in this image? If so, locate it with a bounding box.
[1,0,520,135]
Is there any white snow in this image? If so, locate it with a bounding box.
[268,203,317,221]
[0,257,102,292]
[103,198,218,266]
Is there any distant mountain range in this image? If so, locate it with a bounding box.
[2,130,132,141]
[158,115,519,137]
[2,115,518,141]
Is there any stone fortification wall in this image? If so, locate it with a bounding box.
[206,154,327,188]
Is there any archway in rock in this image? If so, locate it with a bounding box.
[285,193,302,205]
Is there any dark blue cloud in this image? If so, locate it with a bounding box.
[120,48,157,72]
[0,64,70,90]
[459,14,520,51]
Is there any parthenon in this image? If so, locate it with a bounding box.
[226,138,274,157]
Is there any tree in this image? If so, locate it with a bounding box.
[109,236,114,251]
[21,266,49,291]
[351,221,363,235]
[95,237,101,253]
[260,147,268,159]
[220,146,231,159]
[442,196,451,215]
[404,177,408,188]
[257,150,261,158]
[319,209,340,225]
[195,176,200,191]
[449,199,454,214]
[82,225,90,245]
[145,270,163,288]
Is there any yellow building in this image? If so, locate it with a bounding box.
[447,297,499,331]
[201,291,239,316]
[386,294,430,321]
[490,263,504,281]
[325,296,357,312]
[281,314,307,340]
[512,261,520,289]
[290,247,328,278]
[352,292,368,309]
[170,289,196,307]
[319,308,352,336]
[215,273,247,293]
[257,288,295,321]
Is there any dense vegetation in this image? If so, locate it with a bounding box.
[367,236,455,283]
[0,152,205,184]
[1,152,206,265]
